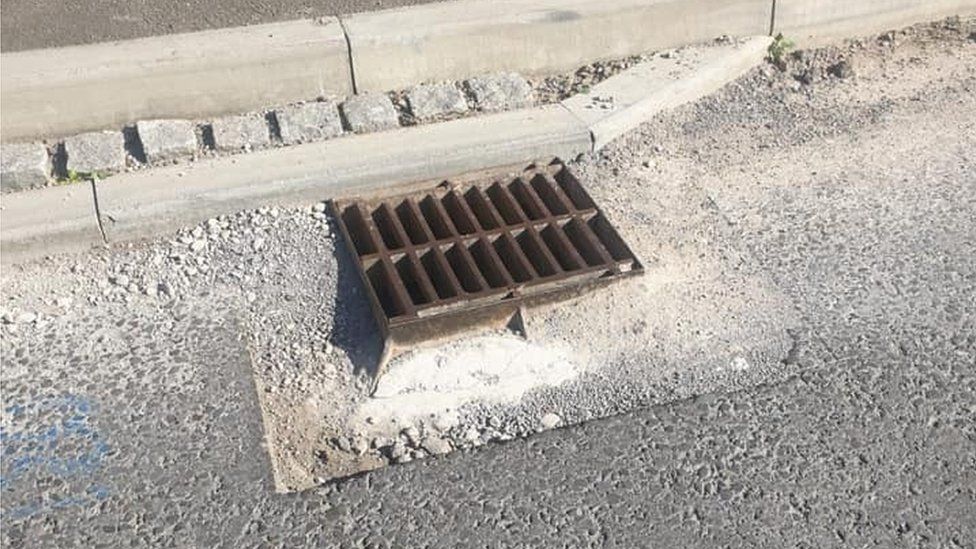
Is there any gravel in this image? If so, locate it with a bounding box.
[531,53,650,103]
[421,436,452,455]
[539,413,562,429]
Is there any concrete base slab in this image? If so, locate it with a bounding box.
[324,150,801,483]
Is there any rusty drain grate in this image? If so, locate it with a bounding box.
[331,159,642,375]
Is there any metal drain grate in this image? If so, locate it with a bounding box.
[331,159,643,354]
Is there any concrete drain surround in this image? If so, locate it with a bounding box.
[332,159,643,364]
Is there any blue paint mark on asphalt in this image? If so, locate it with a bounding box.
[1,394,112,520]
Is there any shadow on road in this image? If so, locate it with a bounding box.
[329,217,384,377]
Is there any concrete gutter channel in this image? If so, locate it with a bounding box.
[1,0,975,265]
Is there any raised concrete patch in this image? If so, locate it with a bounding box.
[328,144,803,481]
[0,19,353,141]
[275,101,343,145]
[210,114,271,152]
[343,0,772,92]
[0,143,49,193]
[466,73,534,111]
[340,94,400,133]
[406,83,469,120]
[63,131,125,175]
[136,119,198,163]
[562,36,772,150]
[361,335,578,426]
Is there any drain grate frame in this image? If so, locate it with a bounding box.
[331,158,643,361]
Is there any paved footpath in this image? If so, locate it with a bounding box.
[2,27,975,547]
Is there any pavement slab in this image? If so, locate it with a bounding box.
[0,143,49,192]
[136,119,199,163]
[340,93,400,133]
[275,101,344,145]
[63,130,125,175]
[466,72,534,111]
[405,82,469,120]
[210,114,272,152]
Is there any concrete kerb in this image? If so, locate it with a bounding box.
[1,0,776,142]
[94,105,591,244]
[0,183,104,265]
[2,0,974,264]
[4,0,975,142]
[0,19,353,141]
[343,0,773,92]
[0,36,777,264]
[774,0,976,46]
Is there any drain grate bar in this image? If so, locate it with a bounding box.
[332,159,643,347]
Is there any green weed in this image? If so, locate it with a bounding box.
[58,169,103,185]
[768,33,794,69]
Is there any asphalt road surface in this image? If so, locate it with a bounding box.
[0,0,446,52]
[1,22,974,548]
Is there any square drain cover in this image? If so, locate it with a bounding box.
[331,159,642,365]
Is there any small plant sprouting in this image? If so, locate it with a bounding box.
[59,169,102,186]
[768,33,795,69]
